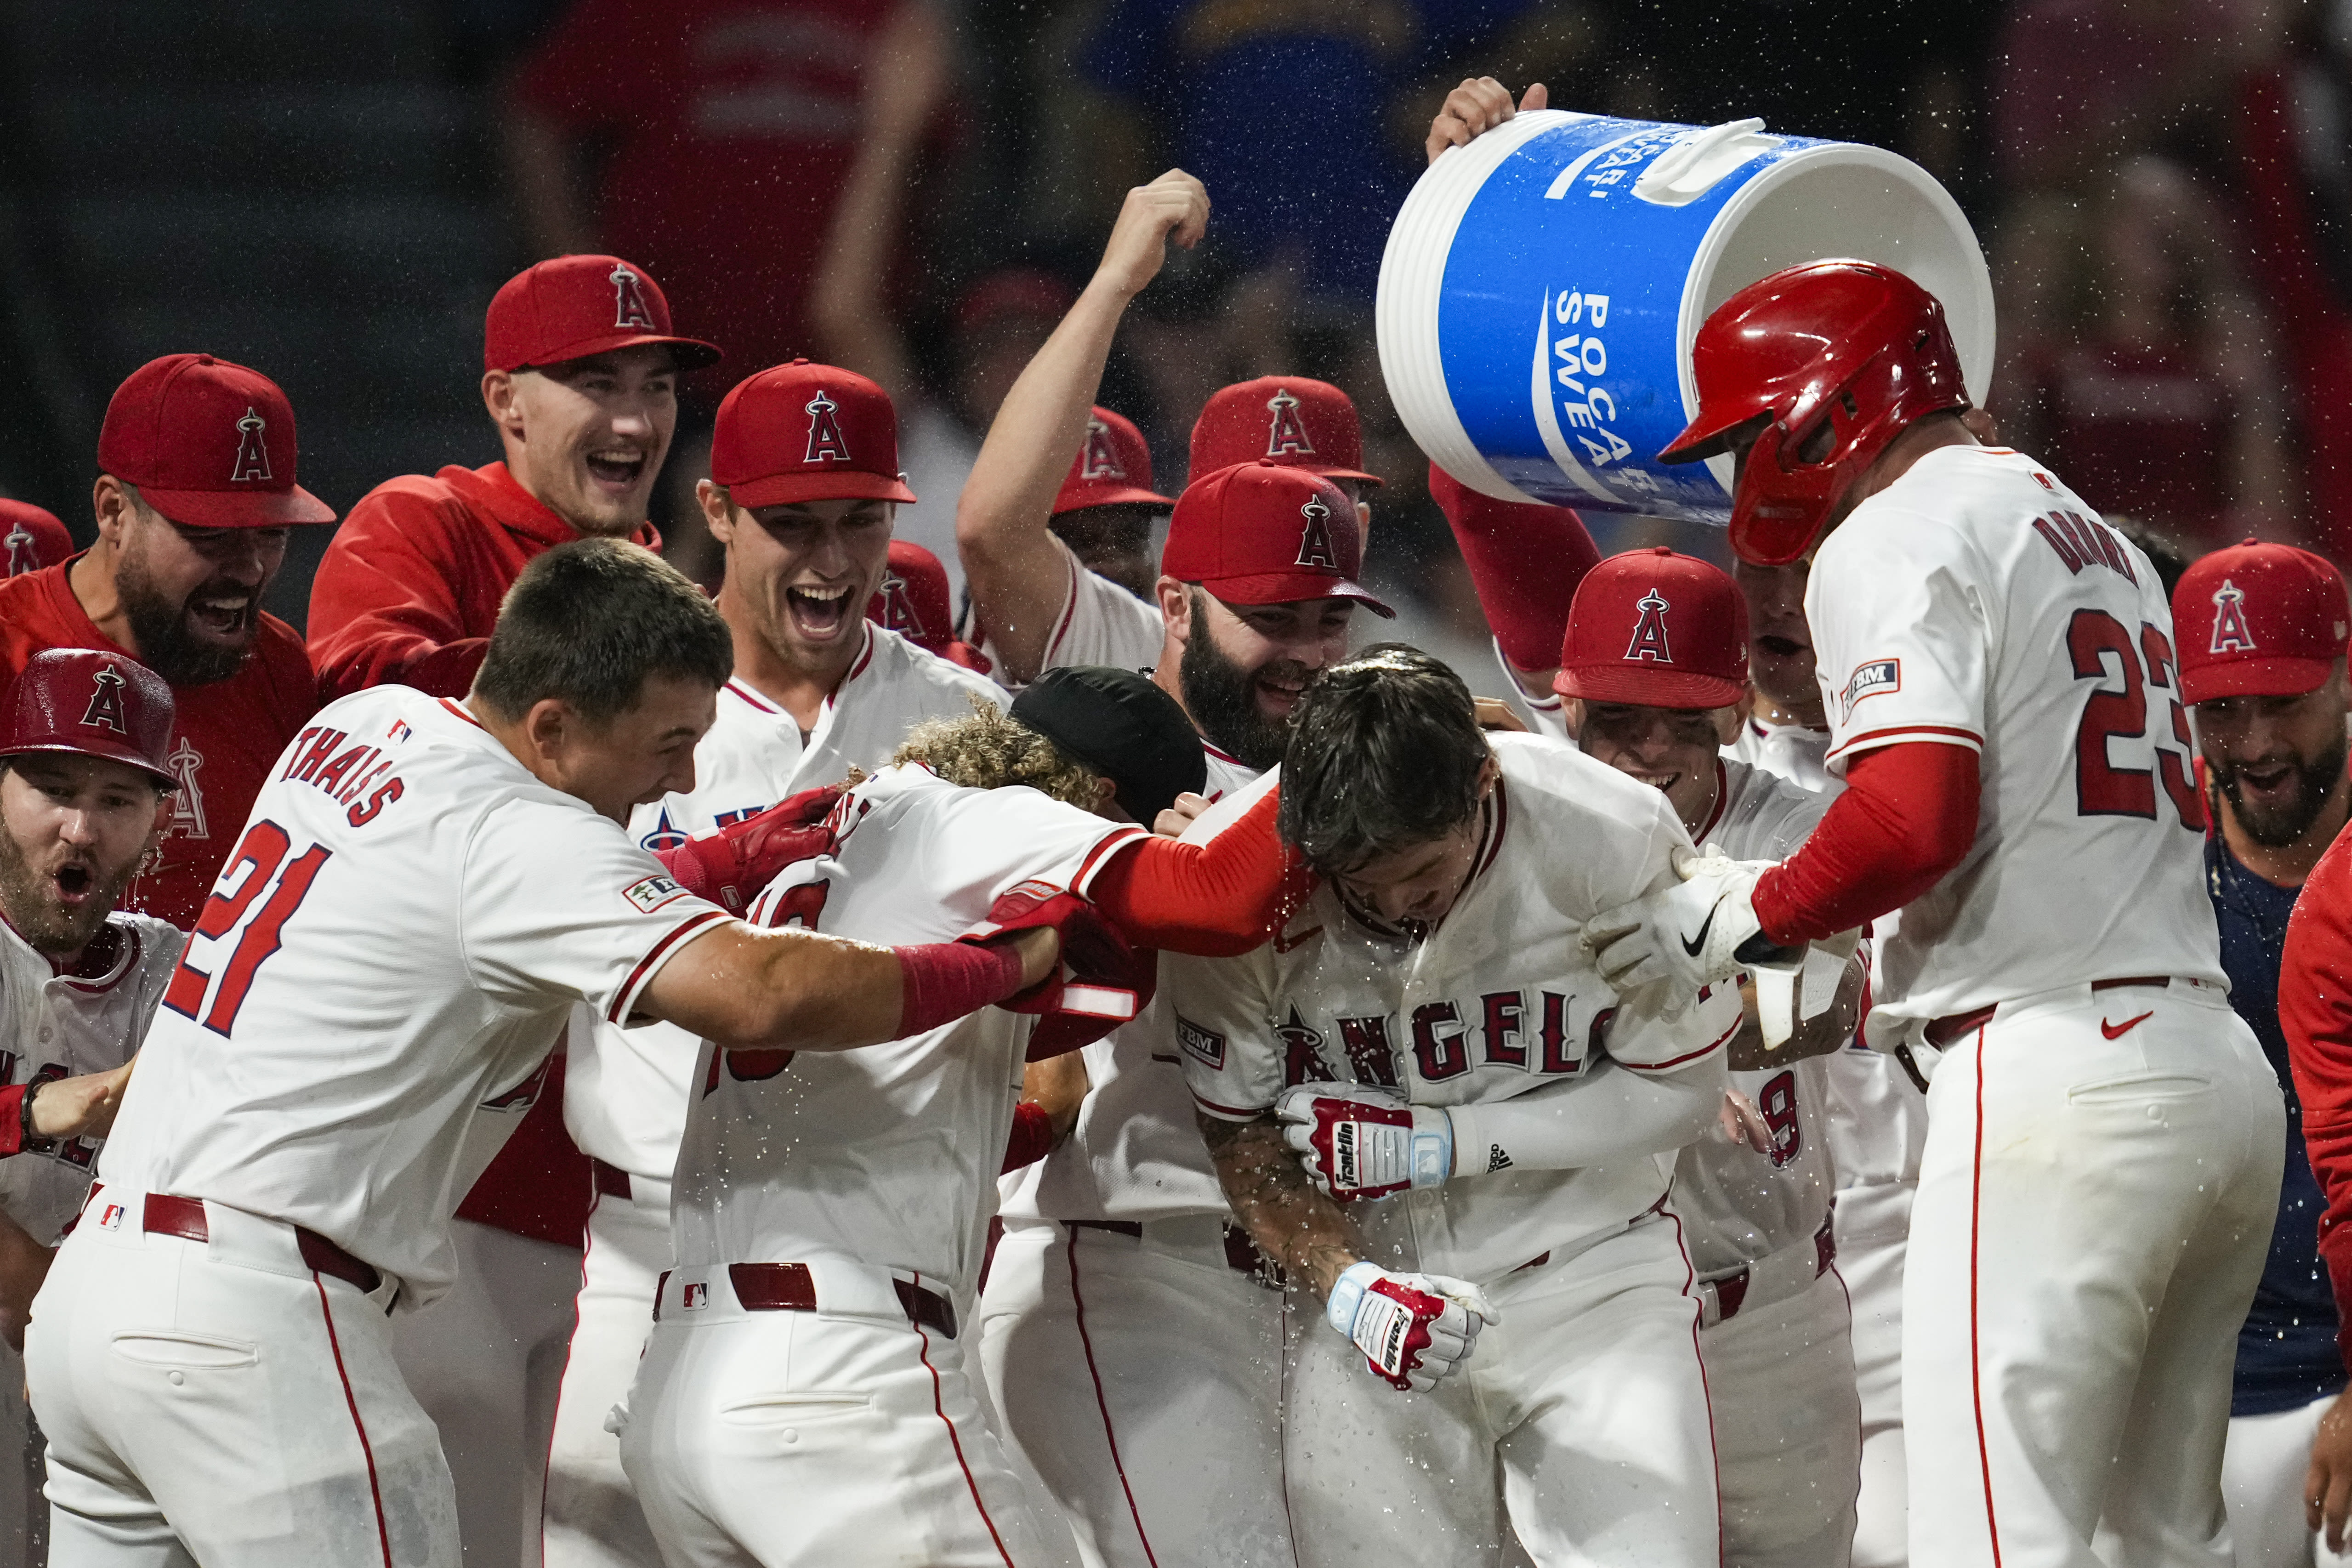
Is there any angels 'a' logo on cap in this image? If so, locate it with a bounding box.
[3,521,34,578]
[877,569,928,637]
[1265,388,1316,457]
[804,390,852,465]
[610,263,656,331]
[1295,495,1340,569]
[80,663,129,736]
[1080,417,1126,480]
[1624,589,1673,664]
[2210,578,2257,654]
[229,407,273,484]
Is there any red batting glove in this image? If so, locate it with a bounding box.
[654,786,845,917]
[960,881,1148,1058]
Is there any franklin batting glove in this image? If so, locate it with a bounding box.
[1325,1262,1496,1392]
[1277,1083,1452,1200]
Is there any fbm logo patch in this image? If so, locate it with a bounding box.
[1175,1014,1227,1069]
[623,874,689,914]
[1841,659,1900,718]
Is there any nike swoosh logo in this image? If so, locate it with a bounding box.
[1680,909,1716,958]
[2100,1010,2154,1040]
[1274,924,1326,954]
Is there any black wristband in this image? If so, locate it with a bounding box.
[19,1078,42,1145]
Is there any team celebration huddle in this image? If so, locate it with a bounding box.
[5,65,2352,1568]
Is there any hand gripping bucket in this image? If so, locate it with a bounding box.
[1377,112,1995,522]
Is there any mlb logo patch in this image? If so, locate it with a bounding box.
[99,1203,126,1231]
[623,875,690,914]
[682,1281,709,1311]
[1841,659,1900,718]
[1175,1015,1227,1069]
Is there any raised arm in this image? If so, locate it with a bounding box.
[956,169,1208,683]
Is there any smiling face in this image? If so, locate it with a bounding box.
[487,347,678,537]
[706,489,895,680]
[2195,663,2352,848]
[517,671,717,825]
[97,481,288,686]
[1563,698,1743,832]
[1329,811,1488,931]
[1165,586,1356,770]
[0,754,168,959]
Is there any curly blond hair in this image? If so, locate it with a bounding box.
[892,696,1106,810]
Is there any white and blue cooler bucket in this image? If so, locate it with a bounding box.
[1377,111,1995,523]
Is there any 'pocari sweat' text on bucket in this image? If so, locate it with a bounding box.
[1376,110,1996,524]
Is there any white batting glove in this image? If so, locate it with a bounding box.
[1584,847,1801,993]
[1325,1261,1496,1392]
[1277,1084,1453,1200]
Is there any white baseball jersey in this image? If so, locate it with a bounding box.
[1167,733,1742,1283]
[1675,757,1838,1275]
[0,914,180,1245]
[1498,640,1570,742]
[1808,444,2222,1025]
[670,764,1145,1297]
[983,549,1165,690]
[1726,715,1836,794]
[96,687,732,1305]
[566,625,1006,1183]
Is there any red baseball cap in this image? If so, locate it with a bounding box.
[2173,540,2351,703]
[1555,547,1750,708]
[0,500,73,576]
[484,255,722,375]
[868,540,954,645]
[1189,376,1381,487]
[0,648,177,787]
[97,354,336,529]
[1055,407,1174,514]
[711,361,918,510]
[1162,461,1392,615]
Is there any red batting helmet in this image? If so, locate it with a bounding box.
[0,648,178,788]
[1659,260,1969,568]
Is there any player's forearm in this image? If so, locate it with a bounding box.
[807,131,922,405]
[1752,742,1979,943]
[1091,785,1303,955]
[1430,462,1598,676]
[1443,1056,1723,1176]
[1200,1112,1364,1297]
[500,106,595,256]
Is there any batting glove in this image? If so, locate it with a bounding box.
[959,881,1148,1057]
[655,785,845,917]
[1584,847,1803,993]
[1277,1084,1452,1200]
[1326,1261,1496,1392]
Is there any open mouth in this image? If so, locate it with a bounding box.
[1255,668,1312,715]
[53,864,92,906]
[2235,761,2295,802]
[584,449,649,492]
[1755,634,1809,658]
[188,591,256,640]
[785,584,855,640]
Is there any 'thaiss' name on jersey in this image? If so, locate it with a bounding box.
[97,687,731,1307]
[1807,445,2222,1026]
[670,764,1145,1299]
[1165,734,1742,1284]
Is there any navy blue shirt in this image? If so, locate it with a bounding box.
[2216,834,2347,1416]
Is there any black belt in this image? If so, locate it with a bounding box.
[655,1261,956,1339]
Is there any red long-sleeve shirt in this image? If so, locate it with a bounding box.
[2281,830,2352,1362]
[306,461,661,703]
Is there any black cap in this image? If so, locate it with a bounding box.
[1010,666,1207,827]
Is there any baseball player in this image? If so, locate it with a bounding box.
[976,460,1388,1568]
[1,500,72,579]
[547,360,1009,1568]
[618,673,1293,1567]
[25,539,1075,1567]
[1586,260,2278,1568]
[2168,542,2352,1568]
[1548,549,1862,1567]
[0,651,187,1549]
[302,252,721,1564]
[0,355,331,933]
[1165,645,1741,1567]
[869,539,992,673]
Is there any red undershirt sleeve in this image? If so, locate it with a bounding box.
[1750,742,1981,944]
[1086,786,1310,957]
[2282,842,2352,1369]
[1428,462,1602,674]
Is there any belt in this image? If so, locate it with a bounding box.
[1922,975,2184,1051]
[1698,1210,1837,1329]
[1068,1218,1286,1289]
[654,1261,956,1339]
[591,1159,632,1202]
[143,1193,382,1296]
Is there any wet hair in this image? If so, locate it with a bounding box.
[473,538,733,724]
[1278,644,1488,875]
[894,696,1106,809]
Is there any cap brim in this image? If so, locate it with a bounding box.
[514,332,725,374]
[1554,665,1746,708]
[2179,655,2338,705]
[1200,571,1394,618]
[142,483,337,528]
[727,469,919,509]
[1308,466,1383,487]
[1057,487,1177,511]
[0,740,176,788]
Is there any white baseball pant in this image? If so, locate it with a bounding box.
[619,1261,1072,1567]
[1834,1181,1914,1568]
[1700,1247,1861,1568]
[976,1216,1296,1568]
[1903,983,2282,1568]
[387,1217,577,1568]
[2220,1394,2352,1568]
[1283,1213,1719,1568]
[27,1184,458,1566]
[544,1174,667,1568]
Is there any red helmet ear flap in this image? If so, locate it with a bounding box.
[1726,418,1841,566]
